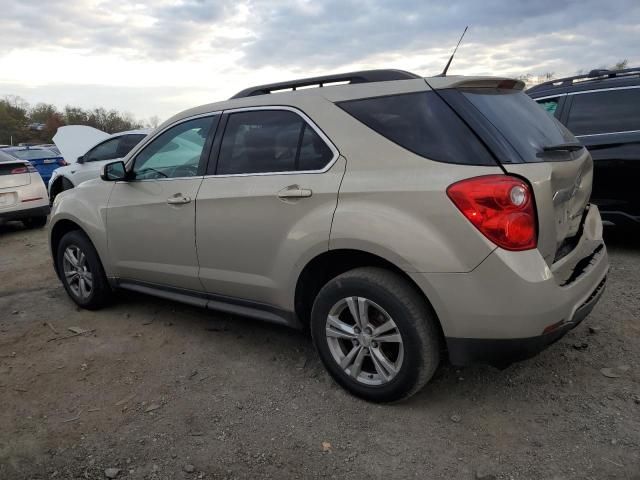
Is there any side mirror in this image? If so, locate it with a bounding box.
[76,155,85,164]
[101,161,128,182]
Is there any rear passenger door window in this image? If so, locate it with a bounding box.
[567,88,640,136]
[215,109,334,175]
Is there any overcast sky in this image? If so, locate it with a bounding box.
[1,0,638,122]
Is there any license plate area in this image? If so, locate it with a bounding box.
[0,192,17,208]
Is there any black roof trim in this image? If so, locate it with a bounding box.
[527,66,640,94]
[230,69,421,99]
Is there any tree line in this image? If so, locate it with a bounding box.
[0,95,160,146]
[519,60,629,88]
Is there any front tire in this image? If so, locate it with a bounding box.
[56,230,112,310]
[311,267,441,402]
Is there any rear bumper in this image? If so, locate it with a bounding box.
[0,205,50,222]
[446,274,607,367]
[409,204,609,367]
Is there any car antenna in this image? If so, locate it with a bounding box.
[439,26,468,76]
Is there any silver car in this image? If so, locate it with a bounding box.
[48,70,608,402]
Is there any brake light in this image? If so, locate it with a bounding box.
[11,165,37,174]
[446,175,537,251]
[57,158,68,166]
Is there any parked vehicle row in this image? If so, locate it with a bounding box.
[48,69,608,402]
[48,127,150,201]
[0,149,50,227]
[527,66,640,227]
[1,146,66,185]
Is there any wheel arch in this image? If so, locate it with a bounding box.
[294,249,445,345]
[49,175,74,200]
[50,218,110,282]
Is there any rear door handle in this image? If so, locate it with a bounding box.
[277,186,313,199]
[166,194,191,205]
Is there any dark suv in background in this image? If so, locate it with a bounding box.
[527,67,640,227]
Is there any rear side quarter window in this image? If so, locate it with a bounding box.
[337,91,496,166]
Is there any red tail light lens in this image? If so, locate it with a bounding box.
[446,175,537,251]
[57,159,68,166]
[11,164,38,174]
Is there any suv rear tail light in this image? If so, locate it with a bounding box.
[446,175,537,251]
[57,159,68,166]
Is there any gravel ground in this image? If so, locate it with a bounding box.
[1,222,639,480]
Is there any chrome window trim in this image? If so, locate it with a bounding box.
[204,105,340,178]
[531,85,640,101]
[532,93,567,102]
[116,176,205,184]
[576,129,640,138]
[567,85,640,96]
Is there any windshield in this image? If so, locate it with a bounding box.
[10,148,59,160]
[461,89,577,161]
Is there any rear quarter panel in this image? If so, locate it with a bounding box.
[311,98,501,273]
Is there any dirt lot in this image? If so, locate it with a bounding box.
[1,222,639,480]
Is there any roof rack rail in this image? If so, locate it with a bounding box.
[528,66,640,92]
[230,69,421,99]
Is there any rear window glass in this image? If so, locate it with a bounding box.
[567,88,640,136]
[9,148,58,160]
[462,89,576,161]
[338,91,496,166]
[0,162,25,175]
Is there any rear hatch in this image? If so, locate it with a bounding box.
[0,160,32,210]
[0,161,32,188]
[433,80,592,265]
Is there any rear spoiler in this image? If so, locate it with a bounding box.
[426,76,525,91]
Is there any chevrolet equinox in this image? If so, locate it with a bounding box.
[49,70,609,402]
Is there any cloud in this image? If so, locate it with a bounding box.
[237,0,640,74]
[1,0,244,60]
[0,0,638,118]
[2,0,638,72]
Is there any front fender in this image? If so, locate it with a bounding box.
[49,180,115,276]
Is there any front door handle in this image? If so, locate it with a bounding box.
[277,186,313,199]
[166,194,191,205]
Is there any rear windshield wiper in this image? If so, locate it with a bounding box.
[543,142,584,152]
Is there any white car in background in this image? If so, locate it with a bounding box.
[0,150,50,228]
[49,126,150,201]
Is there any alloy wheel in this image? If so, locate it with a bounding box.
[325,296,404,386]
[62,245,93,300]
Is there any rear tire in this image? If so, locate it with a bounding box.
[23,216,47,229]
[310,267,440,402]
[56,230,112,310]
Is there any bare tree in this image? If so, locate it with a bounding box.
[612,59,628,70]
[147,115,160,129]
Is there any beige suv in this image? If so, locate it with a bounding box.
[49,70,609,402]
